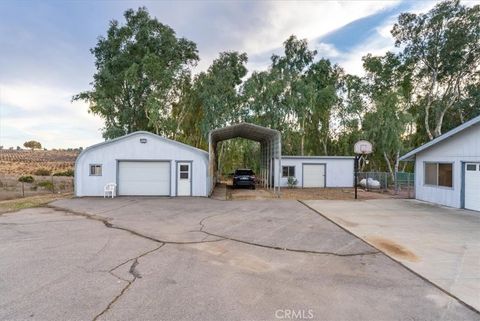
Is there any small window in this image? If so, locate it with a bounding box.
[180,172,189,179]
[282,166,295,177]
[424,162,452,188]
[180,165,189,172]
[90,164,102,176]
[425,163,437,185]
[438,163,452,187]
[466,164,477,171]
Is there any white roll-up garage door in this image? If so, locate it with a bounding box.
[118,161,170,196]
[464,163,480,211]
[303,164,326,188]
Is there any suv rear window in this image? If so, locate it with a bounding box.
[235,170,254,176]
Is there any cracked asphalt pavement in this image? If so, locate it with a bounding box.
[0,198,478,321]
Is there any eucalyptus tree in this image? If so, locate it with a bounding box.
[73,7,199,139]
[362,52,413,179]
[392,0,480,140]
[273,36,317,155]
[333,74,367,155]
[194,51,248,135]
[302,59,340,155]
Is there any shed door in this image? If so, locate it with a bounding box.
[177,162,192,196]
[303,164,325,188]
[118,161,170,196]
[464,163,480,211]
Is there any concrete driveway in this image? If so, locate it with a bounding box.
[305,199,480,312]
[0,198,478,321]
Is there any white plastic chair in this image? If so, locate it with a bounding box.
[104,183,117,198]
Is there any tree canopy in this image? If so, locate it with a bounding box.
[76,1,480,177]
[23,141,42,150]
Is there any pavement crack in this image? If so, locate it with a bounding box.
[47,205,224,245]
[93,243,165,321]
[197,229,379,257]
[197,208,379,257]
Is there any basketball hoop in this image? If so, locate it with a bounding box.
[354,140,373,155]
[353,140,373,200]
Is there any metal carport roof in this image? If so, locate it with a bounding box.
[208,123,282,195]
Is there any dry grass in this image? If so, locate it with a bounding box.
[0,193,72,215]
[0,150,78,175]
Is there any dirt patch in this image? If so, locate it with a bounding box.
[228,187,276,200]
[366,236,419,262]
[212,184,403,201]
[280,188,394,200]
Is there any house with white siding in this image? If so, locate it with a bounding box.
[399,115,480,211]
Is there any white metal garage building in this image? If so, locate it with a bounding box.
[400,115,480,211]
[75,131,209,197]
[75,124,357,197]
[274,156,354,188]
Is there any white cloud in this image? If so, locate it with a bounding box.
[335,0,441,76]
[240,1,400,57]
[0,82,103,149]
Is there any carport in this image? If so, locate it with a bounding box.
[208,123,282,195]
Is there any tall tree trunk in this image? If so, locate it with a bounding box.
[424,69,437,141]
[384,152,395,182]
[300,117,305,156]
[424,103,434,140]
[393,150,400,183]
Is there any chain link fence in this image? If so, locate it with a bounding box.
[356,171,415,198]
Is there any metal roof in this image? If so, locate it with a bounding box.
[281,155,355,159]
[209,123,280,143]
[77,131,209,159]
[399,115,480,161]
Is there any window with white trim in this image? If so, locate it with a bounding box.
[424,162,452,187]
[90,164,102,176]
[282,166,295,177]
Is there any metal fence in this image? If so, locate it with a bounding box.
[394,172,415,198]
[0,175,74,200]
[356,171,415,198]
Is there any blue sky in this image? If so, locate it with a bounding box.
[0,0,444,149]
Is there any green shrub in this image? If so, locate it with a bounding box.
[37,180,54,191]
[287,176,298,188]
[18,175,35,183]
[53,169,74,177]
[33,168,52,176]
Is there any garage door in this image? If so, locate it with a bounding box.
[464,163,480,211]
[303,164,325,188]
[118,161,170,196]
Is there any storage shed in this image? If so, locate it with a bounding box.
[274,156,355,188]
[400,115,480,211]
[75,131,209,197]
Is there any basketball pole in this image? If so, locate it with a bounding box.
[354,155,359,200]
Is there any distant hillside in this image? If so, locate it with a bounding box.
[0,150,79,175]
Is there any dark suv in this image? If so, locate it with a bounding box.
[232,169,256,189]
